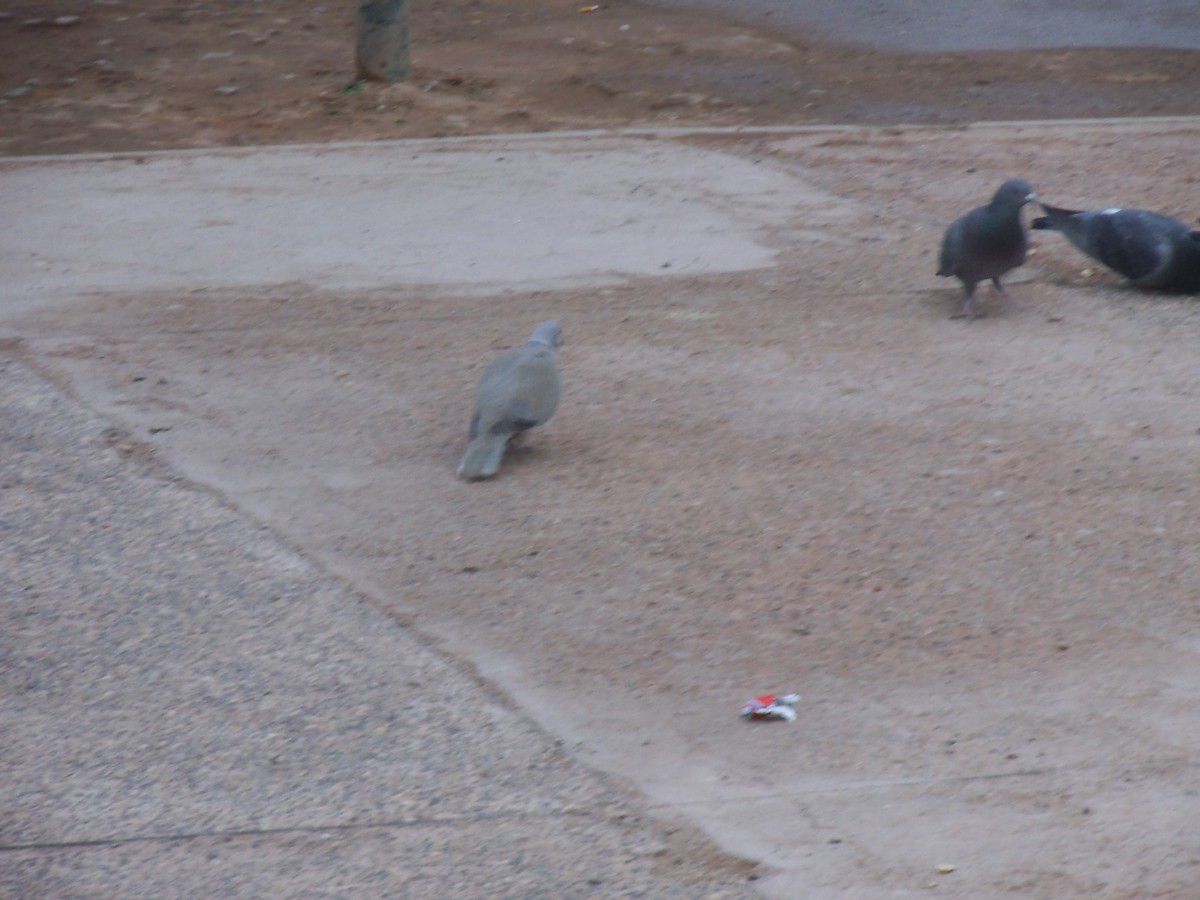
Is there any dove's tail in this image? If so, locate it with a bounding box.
[456,433,510,480]
[1030,203,1083,232]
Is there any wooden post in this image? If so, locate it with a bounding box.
[356,0,410,82]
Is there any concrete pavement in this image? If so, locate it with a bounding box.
[2,350,758,897]
[0,350,757,896]
[3,121,1200,897]
[1,132,784,898]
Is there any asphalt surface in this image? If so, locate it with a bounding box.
[648,0,1200,51]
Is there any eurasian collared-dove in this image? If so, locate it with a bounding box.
[456,320,563,480]
[937,179,1036,318]
[1031,204,1200,293]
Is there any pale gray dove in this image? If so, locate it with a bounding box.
[457,320,563,480]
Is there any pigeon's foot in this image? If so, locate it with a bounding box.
[951,298,984,320]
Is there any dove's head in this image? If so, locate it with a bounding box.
[529,320,564,349]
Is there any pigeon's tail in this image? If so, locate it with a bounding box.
[457,432,510,480]
[1030,203,1083,232]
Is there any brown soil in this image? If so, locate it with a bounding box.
[2,0,1199,156]
[12,117,1200,894]
[5,2,1200,895]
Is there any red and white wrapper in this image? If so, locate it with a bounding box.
[740,692,801,721]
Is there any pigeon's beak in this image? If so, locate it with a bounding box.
[1025,192,1037,204]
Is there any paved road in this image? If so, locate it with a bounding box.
[646,0,1200,51]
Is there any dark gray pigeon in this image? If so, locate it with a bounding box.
[457,320,563,480]
[1031,204,1200,293]
[937,179,1036,318]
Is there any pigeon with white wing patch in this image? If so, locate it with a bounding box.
[1032,204,1200,292]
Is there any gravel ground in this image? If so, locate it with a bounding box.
[5,117,1200,894]
[4,0,1199,894]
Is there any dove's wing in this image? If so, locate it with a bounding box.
[457,324,562,480]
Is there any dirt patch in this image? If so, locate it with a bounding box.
[9,119,1200,894]
[2,0,1199,156]
[4,2,1200,894]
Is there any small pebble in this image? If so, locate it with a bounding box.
[215,84,240,96]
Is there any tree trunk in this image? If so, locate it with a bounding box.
[356,0,410,82]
